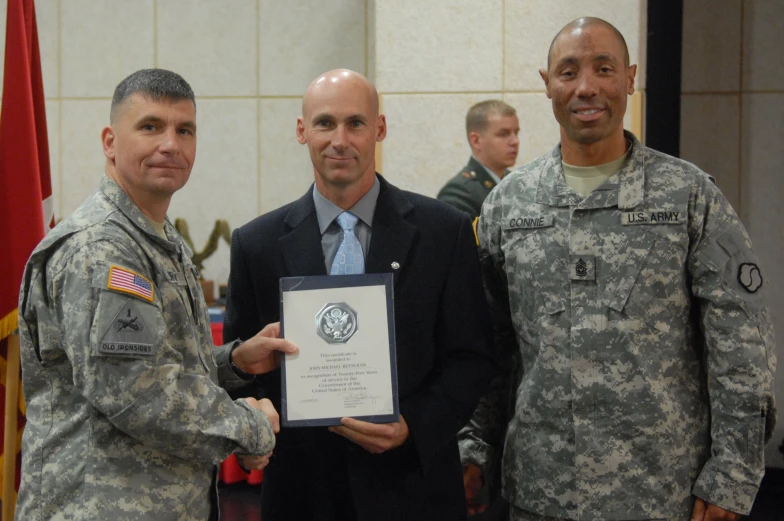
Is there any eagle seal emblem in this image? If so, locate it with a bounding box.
[316,303,358,344]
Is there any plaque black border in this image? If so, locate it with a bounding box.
[279,273,398,427]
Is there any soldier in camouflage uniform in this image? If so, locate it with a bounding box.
[16,70,294,521]
[460,17,777,521]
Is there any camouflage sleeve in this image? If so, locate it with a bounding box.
[458,193,519,474]
[458,372,511,475]
[687,178,777,515]
[213,341,257,392]
[50,238,275,464]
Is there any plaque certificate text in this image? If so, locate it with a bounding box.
[280,274,398,427]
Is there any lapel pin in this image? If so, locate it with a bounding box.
[391,262,400,270]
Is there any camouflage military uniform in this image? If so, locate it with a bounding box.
[462,131,777,520]
[16,177,275,521]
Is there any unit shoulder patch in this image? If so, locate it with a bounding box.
[107,265,154,302]
[738,262,763,293]
[99,299,156,357]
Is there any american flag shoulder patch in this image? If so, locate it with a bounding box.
[107,265,154,302]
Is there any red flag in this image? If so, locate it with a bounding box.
[0,0,51,495]
[0,0,51,334]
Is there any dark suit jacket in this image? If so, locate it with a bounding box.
[224,175,497,521]
[436,157,500,220]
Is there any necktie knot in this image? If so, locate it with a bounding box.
[336,211,359,232]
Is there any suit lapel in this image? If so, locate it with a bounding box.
[279,188,328,277]
[278,177,417,282]
[365,176,417,284]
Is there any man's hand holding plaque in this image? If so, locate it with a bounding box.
[232,322,299,374]
[329,415,409,454]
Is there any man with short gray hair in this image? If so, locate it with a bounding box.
[16,69,295,521]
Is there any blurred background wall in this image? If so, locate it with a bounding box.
[0,0,646,288]
[679,0,784,466]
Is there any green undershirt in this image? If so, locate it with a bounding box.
[145,216,167,239]
[562,149,630,198]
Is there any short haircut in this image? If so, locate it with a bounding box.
[110,69,195,122]
[547,17,630,69]
[466,100,517,138]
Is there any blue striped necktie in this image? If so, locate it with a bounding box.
[330,212,365,275]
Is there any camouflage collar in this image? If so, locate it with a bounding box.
[99,176,183,254]
[536,130,645,209]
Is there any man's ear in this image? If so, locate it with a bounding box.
[468,131,481,151]
[539,69,553,99]
[102,126,116,161]
[375,114,387,142]
[296,117,307,144]
[627,64,637,95]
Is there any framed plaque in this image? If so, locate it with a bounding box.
[279,273,398,427]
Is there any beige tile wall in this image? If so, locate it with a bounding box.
[1,0,646,291]
[4,0,368,294]
[681,0,784,466]
[375,0,648,196]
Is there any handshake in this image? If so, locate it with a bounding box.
[229,322,297,472]
[237,396,280,471]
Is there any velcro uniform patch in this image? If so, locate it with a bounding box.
[107,265,155,302]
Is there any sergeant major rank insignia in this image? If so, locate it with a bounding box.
[570,254,595,280]
[316,303,358,344]
[575,258,588,277]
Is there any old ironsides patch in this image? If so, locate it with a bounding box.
[316,303,359,344]
[99,299,155,357]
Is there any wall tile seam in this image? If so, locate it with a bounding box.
[738,0,745,223]
[379,89,647,97]
[256,97,262,215]
[153,0,158,67]
[44,90,654,101]
[364,0,369,80]
[682,90,784,95]
[46,96,309,101]
[56,0,62,219]
[501,0,506,91]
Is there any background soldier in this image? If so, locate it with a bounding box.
[441,99,521,521]
[437,100,520,220]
